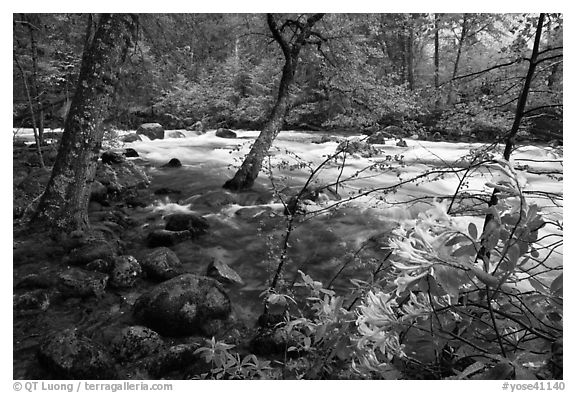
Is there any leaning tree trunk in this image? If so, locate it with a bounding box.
[30,14,137,233]
[223,13,324,191]
[447,14,468,105]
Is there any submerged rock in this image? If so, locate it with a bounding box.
[112,326,164,362]
[68,239,117,266]
[109,255,142,289]
[57,268,108,298]
[38,328,117,379]
[164,213,209,235]
[133,273,231,336]
[207,259,244,285]
[140,247,182,281]
[13,289,52,312]
[85,258,114,274]
[146,229,191,248]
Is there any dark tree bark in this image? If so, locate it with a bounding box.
[30,14,137,233]
[434,13,440,89]
[223,13,324,191]
[447,14,469,105]
[24,14,45,146]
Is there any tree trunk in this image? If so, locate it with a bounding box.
[434,13,440,89]
[23,14,45,146]
[223,13,324,191]
[406,16,415,90]
[30,14,137,233]
[447,14,468,105]
[479,13,545,254]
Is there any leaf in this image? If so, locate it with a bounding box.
[445,235,469,247]
[451,361,485,380]
[501,244,520,272]
[468,223,478,239]
[550,273,563,297]
[452,244,477,258]
[528,277,548,294]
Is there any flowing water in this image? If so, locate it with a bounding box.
[13,129,563,378]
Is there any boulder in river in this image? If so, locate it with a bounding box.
[139,247,182,281]
[162,158,182,168]
[109,255,142,289]
[207,259,244,285]
[101,151,126,165]
[112,326,164,362]
[137,123,164,140]
[38,328,117,379]
[121,133,142,143]
[57,268,109,298]
[146,229,191,248]
[133,273,231,336]
[68,239,117,266]
[164,213,209,236]
[124,148,139,158]
[215,128,237,138]
[95,160,150,195]
[367,131,387,144]
[337,138,380,158]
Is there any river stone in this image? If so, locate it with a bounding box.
[367,131,387,144]
[146,229,191,248]
[137,123,164,140]
[124,148,139,158]
[13,289,52,312]
[140,247,182,281]
[207,260,244,285]
[112,326,164,362]
[164,213,209,235]
[85,258,114,274]
[101,151,126,165]
[121,132,142,143]
[109,256,142,288]
[68,239,117,266]
[215,128,237,138]
[15,273,57,289]
[337,138,379,158]
[165,130,186,139]
[396,139,408,147]
[133,273,231,336]
[95,160,150,194]
[148,343,203,378]
[57,268,108,298]
[162,158,182,168]
[186,120,204,132]
[38,328,117,379]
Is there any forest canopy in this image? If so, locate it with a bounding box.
[13,13,563,143]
